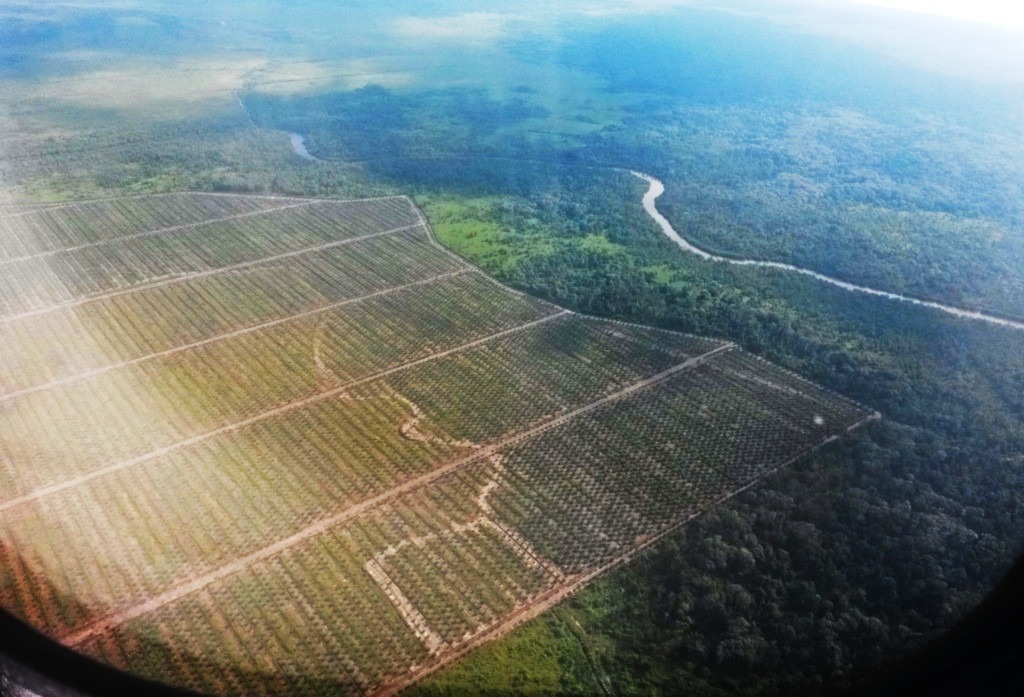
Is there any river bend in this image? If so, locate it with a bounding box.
[282,131,1023,334]
[632,172,1024,332]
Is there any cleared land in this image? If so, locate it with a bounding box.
[0,194,875,696]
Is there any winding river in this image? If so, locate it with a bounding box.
[632,171,1024,333]
[284,130,1023,333]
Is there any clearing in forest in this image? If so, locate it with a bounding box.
[0,192,876,696]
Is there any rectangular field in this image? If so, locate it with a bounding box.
[0,193,876,696]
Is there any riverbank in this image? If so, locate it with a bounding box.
[632,171,1024,333]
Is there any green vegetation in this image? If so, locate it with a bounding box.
[412,613,595,696]
[417,195,554,275]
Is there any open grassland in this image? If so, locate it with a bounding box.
[0,194,874,695]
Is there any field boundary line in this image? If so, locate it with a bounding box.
[364,560,446,656]
[408,198,565,308]
[0,311,570,516]
[0,200,321,266]
[480,518,566,584]
[377,409,880,696]
[0,203,64,215]
[733,352,879,419]
[57,341,733,648]
[0,193,200,219]
[0,223,426,324]
[0,269,474,403]
[0,192,411,220]
[408,196,737,347]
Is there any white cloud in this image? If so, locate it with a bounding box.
[578,0,695,16]
[845,0,1024,30]
[390,13,528,44]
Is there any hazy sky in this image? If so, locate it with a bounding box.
[847,0,1024,30]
